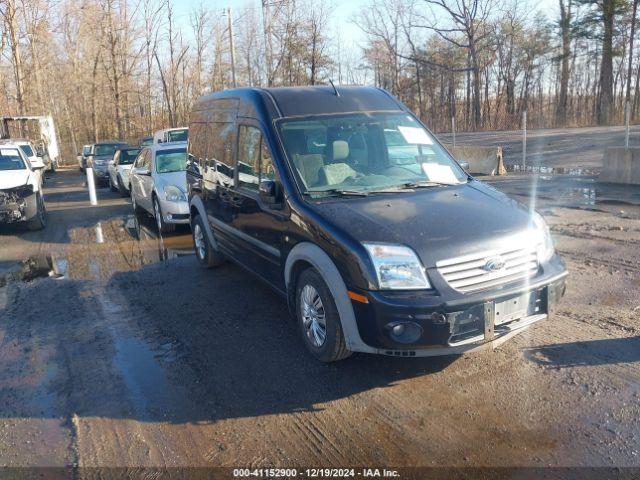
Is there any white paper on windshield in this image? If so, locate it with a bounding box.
[0,149,18,156]
[422,163,458,184]
[398,126,433,145]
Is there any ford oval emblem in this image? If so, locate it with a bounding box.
[484,256,506,272]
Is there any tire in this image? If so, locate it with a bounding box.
[108,174,117,192]
[295,268,351,362]
[191,214,224,268]
[153,196,175,234]
[131,193,143,214]
[26,193,47,231]
[117,175,128,197]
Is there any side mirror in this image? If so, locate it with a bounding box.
[259,179,277,202]
[137,168,151,176]
[459,160,470,171]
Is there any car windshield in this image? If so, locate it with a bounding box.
[167,129,188,142]
[94,144,120,156]
[278,112,467,197]
[156,148,187,173]
[83,146,92,155]
[0,148,27,170]
[19,145,34,157]
[119,149,140,165]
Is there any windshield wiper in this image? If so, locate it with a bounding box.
[305,188,369,197]
[400,180,461,188]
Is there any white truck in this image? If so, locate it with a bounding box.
[0,116,61,172]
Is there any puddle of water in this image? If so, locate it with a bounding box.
[113,335,174,419]
[8,214,194,284]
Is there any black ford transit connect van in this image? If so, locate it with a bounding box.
[186,86,567,362]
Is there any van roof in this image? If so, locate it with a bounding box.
[194,86,404,118]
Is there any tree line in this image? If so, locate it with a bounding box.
[0,0,637,160]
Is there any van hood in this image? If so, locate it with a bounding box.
[306,180,536,267]
[0,170,32,190]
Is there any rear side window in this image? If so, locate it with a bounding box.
[206,122,235,187]
[237,126,278,191]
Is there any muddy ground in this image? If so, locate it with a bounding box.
[0,169,639,474]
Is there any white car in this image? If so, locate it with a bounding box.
[0,142,46,230]
[153,127,188,144]
[13,139,46,170]
[107,145,141,196]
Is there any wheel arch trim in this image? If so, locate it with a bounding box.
[189,196,218,248]
[284,242,376,354]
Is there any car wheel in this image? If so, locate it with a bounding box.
[192,214,224,268]
[295,268,352,362]
[117,175,128,197]
[108,174,117,192]
[131,193,142,214]
[26,193,47,231]
[153,197,175,234]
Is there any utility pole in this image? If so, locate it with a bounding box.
[227,8,237,88]
[262,0,273,86]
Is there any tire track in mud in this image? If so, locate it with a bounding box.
[558,250,640,274]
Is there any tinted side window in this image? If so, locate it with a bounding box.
[206,121,235,187]
[237,125,261,190]
[188,122,207,167]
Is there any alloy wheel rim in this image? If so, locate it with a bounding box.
[194,224,205,259]
[300,284,327,347]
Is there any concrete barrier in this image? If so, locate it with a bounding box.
[446,145,506,176]
[599,147,640,185]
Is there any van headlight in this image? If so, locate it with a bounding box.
[532,212,555,263]
[163,185,186,202]
[363,243,431,290]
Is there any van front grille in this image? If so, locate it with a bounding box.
[436,244,539,293]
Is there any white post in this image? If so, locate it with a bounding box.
[522,110,527,169]
[86,167,98,206]
[451,116,456,148]
[625,100,631,149]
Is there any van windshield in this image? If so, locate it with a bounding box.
[278,113,467,197]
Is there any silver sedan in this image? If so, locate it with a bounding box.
[129,142,190,233]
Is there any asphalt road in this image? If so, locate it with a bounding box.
[438,124,640,168]
[1,169,639,473]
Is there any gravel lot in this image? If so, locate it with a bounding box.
[0,167,639,472]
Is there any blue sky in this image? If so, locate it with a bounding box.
[172,0,372,49]
[171,0,559,50]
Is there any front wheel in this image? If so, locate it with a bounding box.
[26,193,47,231]
[108,174,117,192]
[117,175,128,197]
[295,268,351,362]
[192,214,224,268]
[153,197,175,234]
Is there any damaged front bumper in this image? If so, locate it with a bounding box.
[351,257,568,357]
[0,185,36,224]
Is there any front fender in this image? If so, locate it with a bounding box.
[189,196,218,249]
[284,242,376,354]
